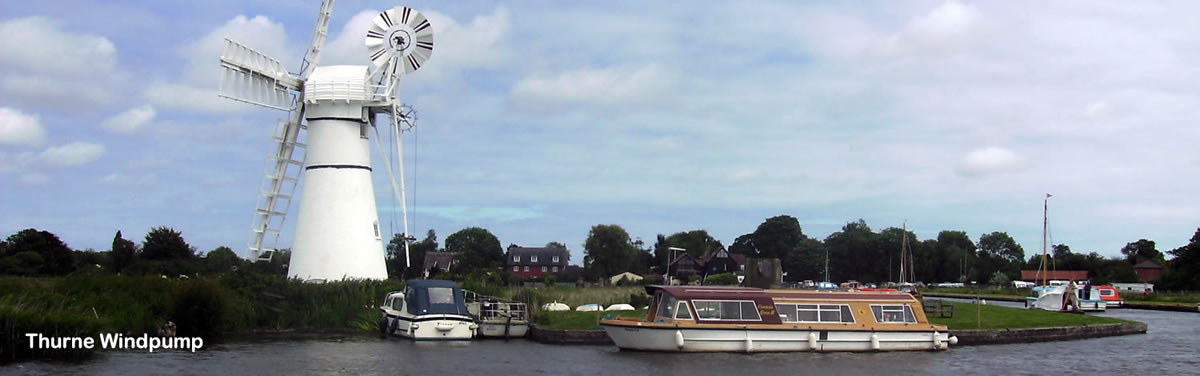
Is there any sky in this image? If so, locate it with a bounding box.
[1,0,1198,266]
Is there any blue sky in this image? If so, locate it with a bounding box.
[2,1,1198,265]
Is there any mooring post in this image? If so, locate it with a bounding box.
[976,295,982,329]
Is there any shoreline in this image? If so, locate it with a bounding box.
[528,322,1148,347]
[922,292,1198,312]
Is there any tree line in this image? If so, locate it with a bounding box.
[3,217,1198,291]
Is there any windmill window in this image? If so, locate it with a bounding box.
[360,124,368,139]
[373,221,381,239]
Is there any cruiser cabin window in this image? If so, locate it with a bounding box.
[655,293,678,321]
[691,300,762,321]
[776,304,854,323]
[674,301,692,320]
[871,304,917,324]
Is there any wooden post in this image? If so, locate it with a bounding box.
[976,295,982,329]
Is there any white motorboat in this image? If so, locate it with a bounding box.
[465,290,530,339]
[380,280,477,341]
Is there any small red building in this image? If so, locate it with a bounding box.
[1133,260,1163,282]
[506,245,569,278]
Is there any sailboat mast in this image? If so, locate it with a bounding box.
[1041,194,1050,287]
[900,221,908,284]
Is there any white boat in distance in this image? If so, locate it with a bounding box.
[465,290,530,339]
[380,280,477,341]
[600,285,957,352]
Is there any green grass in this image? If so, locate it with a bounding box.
[927,286,1200,307]
[534,309,647,330]
[928,302,1132,330]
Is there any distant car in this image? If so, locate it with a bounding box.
[817,282,837,289]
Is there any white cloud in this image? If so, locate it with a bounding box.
[101,105,156,134]
[875,1,981,56]
[0,107,45,146]
[38,142,106,167]
[958,146,1027,176]
[0,17,121,107]
[148,15,291,112]
[322,7,512,79]
[18,173,48,185]
[511,64,669,105]
[0,17,117,75]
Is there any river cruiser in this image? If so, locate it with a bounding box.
[464,290,529,338]
[599,285,957,352]
[380,280,477,341]
[1095,285,1124,308]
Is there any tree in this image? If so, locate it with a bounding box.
[111,231,136,273]
[2,228,74,275]
[976,232,1024,282]
[1161,228,1200,290]
[824,220,880,283]
[203,246,241,273]
[447,227,503,274]
[661,230,723,260]
[141,227,194,261]
[583,224,637,281]
[393,230,439,279]
[545,241,567,249]
[934,231,975,283]
[748,215,805,260]
[1120,239,1163,265]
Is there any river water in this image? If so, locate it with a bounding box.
[9,306,1198,375]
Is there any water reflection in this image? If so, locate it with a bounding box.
[11,308,1199,376]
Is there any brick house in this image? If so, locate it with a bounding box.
[1133,260,1163,282]
[506,245,569,278]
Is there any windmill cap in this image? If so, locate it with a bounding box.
[304,65,373,103]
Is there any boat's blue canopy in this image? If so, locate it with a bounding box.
[405,279,468,315]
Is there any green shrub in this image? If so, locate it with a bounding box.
[704,273,738,286]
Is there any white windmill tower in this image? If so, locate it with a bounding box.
[218,1,433,281]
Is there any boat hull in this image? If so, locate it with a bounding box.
[600,323,952,352]
[477,323,530,338]
[384,313,476,341]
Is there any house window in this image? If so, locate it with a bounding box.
[541,266,547,272]
[691,300,762,321]
[513,255,520,262]
[553,256,559,263]
[513,266,519,272]
[552,266,558,273]
[871,305,916,324]
[524,266,529,272]
[532,255,538,263]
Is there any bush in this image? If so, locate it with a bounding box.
[171,280,227,341]
[543,275,556,287]
[704,273,738,286]
[629,292,650,308]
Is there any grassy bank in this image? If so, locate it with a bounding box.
[928,302,1132,330]
[0,273,405,363]
[534,309,646,330]
[926,287,1200,307]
